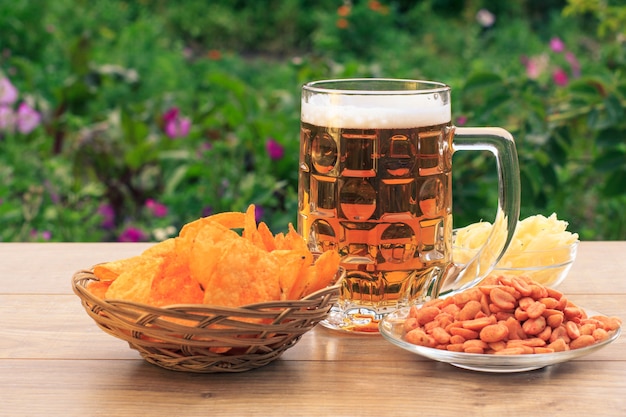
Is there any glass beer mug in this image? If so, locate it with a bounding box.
[298,79,520,333]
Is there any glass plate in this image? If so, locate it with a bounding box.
[379,306,621,373]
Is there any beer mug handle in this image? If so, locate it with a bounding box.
[438,126,521,296]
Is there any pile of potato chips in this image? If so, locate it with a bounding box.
[87,205,341,307]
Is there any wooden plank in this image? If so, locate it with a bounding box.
[1,359,625,417]
[0,243,152,294]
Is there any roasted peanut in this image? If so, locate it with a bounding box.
[566,320,581,340]
[494,347,527,355]
[403,317,420,332]
[570,334,596,349]
[544,309,565,328]
[539,297,559,309]
[522,316,547,336]
[430,326,452,344]
[547,338,568,352]
[415,306,441,326]
[480,323,509,343]
[448,326,479,340]
[510,276,533,297]
[592,328,609,342]
[405,329,434,347]
[490,287,516,311]
[537,325,552,342]
[514,307,529,321]
[458,300,483,321]
[526,301,547,319]
[462,316,497,331]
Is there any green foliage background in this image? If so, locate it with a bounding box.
[1,0,624,241]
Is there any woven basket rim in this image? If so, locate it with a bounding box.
[72,267,341,314]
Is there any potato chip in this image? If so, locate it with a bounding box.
[256,221,277,252]
[179,211,245,241]
[86,280,112,299]
[93,256,145,282]
[278,224,309,253]
[188,222,241,290]
[306,250,342,295]
[142,238,176,258]
[243,204,266,250]
[271,250,314,300]
[106,256,165,304]
[273,232,286,249]
[149,249,203,306]
[291,251,341,300]
[203,237,281,307]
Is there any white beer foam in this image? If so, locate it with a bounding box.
[301,93,451,129]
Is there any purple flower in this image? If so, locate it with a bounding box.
[16,102,41,134]
[145,198,168,217]
[118,226,146,242]
[266,138,285,160]
[30,230,51,241]
[552,68,569,86]
[254,205,264,223]
[163,107,191,139]
[549,37,565,53]
[0,77,18,105]
[202,206,214,217]
[97,204,115,229]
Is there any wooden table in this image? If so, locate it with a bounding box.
[1,242,624,416]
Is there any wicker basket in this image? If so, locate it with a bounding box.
[72,268,341,373]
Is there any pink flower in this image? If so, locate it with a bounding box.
[266,138,285,160]
[553,68,569,86]
[145,198,168,218]
[118,227,146,242]
[455,115,468,126]
[30,230,52,241]
[522,54,549,79]
[549,37,565,53]
[163,107,191,138]
[476,9,495,28]
[16,102,41,134]
[0,77,18,105]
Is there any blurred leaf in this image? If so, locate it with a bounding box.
[595,127,626,147]
[603,170,626,196]
[593,150,626,172]
[463,72,503,92]
[604,94,624,122]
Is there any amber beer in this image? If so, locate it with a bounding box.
[298,80,455,331]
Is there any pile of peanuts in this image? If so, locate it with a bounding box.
[403,275,621,355]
